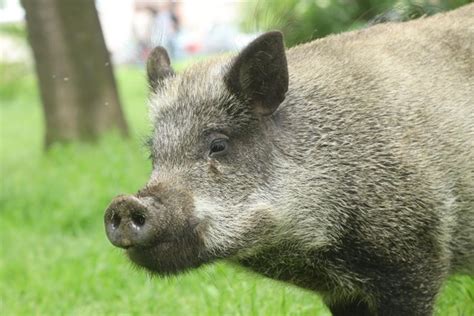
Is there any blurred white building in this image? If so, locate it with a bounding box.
[0,0,253,64]
[0,0,27,62]
[0,0,23,23]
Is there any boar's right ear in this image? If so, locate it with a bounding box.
[225,31,288,116]
[147,46,175,91]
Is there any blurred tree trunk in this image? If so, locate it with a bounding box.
[21,0,128,148]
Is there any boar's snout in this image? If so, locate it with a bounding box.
[104,195,159,249]
[104,185,206,275]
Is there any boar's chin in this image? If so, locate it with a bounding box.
[125,235,211,276]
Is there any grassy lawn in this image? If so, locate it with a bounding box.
[0,64,473,315]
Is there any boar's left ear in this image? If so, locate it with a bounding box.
[225,31,288,116]
[147,46,175,91]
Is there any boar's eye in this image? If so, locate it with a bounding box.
[209,138,229,158]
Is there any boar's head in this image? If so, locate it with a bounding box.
[105,32,289,275]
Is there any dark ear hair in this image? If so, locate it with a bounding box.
[225,31,288,116]
[147,47,175,91]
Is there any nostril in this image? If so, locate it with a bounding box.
[111,212,121,229]
[131,211,146,227]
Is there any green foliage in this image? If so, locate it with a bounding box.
[0,23,27,39]
[241,0,472,47]
[0,63,34,102]
[0,67,473,315]
[0,22,32,102]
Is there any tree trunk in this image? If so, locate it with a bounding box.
[21,0,129,148]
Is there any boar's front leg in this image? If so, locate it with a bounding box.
[327,284,438,316]
[327,299,371,316]
[324,254,443,315]
[373,285,438,316]
[369,271,442,316]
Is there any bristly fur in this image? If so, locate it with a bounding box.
[106,5,474,316]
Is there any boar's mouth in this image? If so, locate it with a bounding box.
[104,188,213,276]
[125,230,211,275]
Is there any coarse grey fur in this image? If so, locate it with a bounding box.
[105,4,474,316]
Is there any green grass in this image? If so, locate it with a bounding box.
[1,65,473,315]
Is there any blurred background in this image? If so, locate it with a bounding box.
[1,0,473,315]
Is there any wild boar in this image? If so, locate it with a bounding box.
[105,4,474,315]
